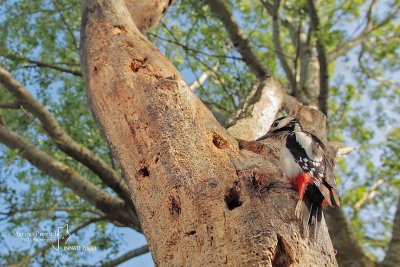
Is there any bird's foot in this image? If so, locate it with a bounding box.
[261,180,293,194]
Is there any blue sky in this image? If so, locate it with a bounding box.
[1,0,399,266]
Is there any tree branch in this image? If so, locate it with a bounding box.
[358,46,400,87]
[261,0,296,92]
[226,77,284,140]
[189,64,219,91]
[52,0,80,51]
[159,18,239,110]
[125,0,175,33]
[261,1,320,106]
[80,0,337,265]
[147,32,243,60]
[354,179,384,210]
[0,67,132,207]
[327,141,356,162]
[325,208,377,267]
[382,198,400,267]
[307,0,329,116]
[0,124,139,229]
[3,54,82,76]
[0,102,21,109]
[0,206,103,219]
[328,4,400,60]
[204,0,270,79]
[100,245,149,267]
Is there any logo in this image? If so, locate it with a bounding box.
[11,223,96,253]
[52,224,71,251]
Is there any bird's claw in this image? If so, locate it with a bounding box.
[261,180,293,194]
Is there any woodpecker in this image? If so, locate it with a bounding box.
[258,116,340,236]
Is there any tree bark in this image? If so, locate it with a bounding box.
[324,208,377,267]
[124,0,174,33]
[80,0,338,265]
[382,198,400,267]
[226,78,284,141]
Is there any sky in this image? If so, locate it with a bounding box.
[0,0,399,266]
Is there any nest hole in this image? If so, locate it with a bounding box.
[224,187,242,210]
[212,132,228,149]
[138,166,149,177]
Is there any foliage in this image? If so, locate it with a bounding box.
[0,0,399,265]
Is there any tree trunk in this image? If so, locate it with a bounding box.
[80,0,338,265]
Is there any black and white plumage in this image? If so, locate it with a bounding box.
[258,116,340,236]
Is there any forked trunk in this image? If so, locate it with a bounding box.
[80,0,338,265]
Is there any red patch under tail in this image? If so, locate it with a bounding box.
[289,173,314,199]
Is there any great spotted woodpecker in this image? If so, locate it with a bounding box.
[258,116,340,236]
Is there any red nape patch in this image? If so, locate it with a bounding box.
[289,173,313,199]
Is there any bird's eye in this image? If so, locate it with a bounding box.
[272,122,278,127]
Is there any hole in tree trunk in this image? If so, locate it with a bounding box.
[224,186,242,210]
[113,25,128,34]
[212,132,228,149]
[138,166,149,177]
[169,196,181,217]
[185,230,196,236]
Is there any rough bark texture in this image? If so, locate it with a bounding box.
[80,0,338,266]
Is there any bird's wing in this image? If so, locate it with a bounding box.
[286,132,339,206]
[308,132,341,206]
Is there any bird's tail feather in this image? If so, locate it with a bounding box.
[331,189,341,207]
[300,198,323,239]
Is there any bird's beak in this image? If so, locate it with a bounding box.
[256,132,273,141]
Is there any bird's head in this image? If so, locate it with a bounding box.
[257,116,303,141]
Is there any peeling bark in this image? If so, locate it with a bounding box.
[226,78,284,141]
[124,0,174,33]
[80,0,338,265]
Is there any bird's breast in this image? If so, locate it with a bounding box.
[281,144,303,179]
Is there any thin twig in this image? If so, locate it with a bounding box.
[99,245,150,267]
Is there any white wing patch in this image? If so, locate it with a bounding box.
[294,132,323,162]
